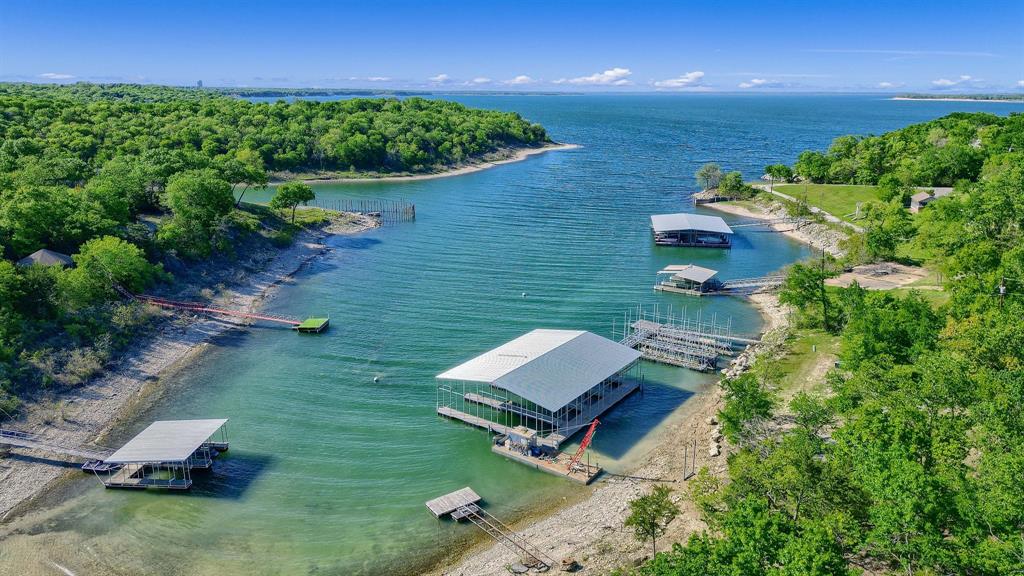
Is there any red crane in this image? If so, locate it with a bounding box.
[566,419,599,474]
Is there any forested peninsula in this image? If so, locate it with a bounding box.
[0,83,552,412]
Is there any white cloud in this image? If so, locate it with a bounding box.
[39,72,74,80]
[932,75,973,87]
[503,75,536,85]
[653,71,705,89]
[428,73,451,84]
[470,77,492,84]
[1016,80,1024,88]
[738,78,771,88]
[877,81,902,89]
[366,76,391,82]
[555,67,633,86]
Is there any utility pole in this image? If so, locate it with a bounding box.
[999,277,1006,309]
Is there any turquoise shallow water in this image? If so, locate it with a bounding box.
[2,96,1015,575]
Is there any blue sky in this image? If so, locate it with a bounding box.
[1,0,1022,92]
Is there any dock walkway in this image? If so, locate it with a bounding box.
[426,488,553,571]
[0,429,110,461]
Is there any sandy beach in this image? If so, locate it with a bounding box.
[277,142,580,185]
[0,214,377,522]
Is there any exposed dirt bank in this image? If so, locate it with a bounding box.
[0,214,377,522]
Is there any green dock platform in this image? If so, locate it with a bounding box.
[294,317,330,333]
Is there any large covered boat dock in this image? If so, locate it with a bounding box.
[651,213,734,248]
[436,329,641,481]
[89,419,229,490]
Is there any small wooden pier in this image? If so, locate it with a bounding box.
[426,487,554,572]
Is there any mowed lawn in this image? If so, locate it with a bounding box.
[773,184,884,223]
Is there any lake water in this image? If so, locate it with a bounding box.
[1,95,1014,576]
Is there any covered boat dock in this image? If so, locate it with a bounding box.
[436,329,641,481]
[91,419,229,490]
[651,213,733,248]
[655,264,722,295]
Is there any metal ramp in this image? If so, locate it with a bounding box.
[729,216,809,228]
[427,488,553,572]
[458,504,553,571]
[719,275,785,294]
[0,428,111,461]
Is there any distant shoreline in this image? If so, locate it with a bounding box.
[891,96,1024,103]
[273,142,580,185]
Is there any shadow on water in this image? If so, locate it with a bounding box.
[587,381,694,461]
[156,452,275,501]
[327,235,383,251]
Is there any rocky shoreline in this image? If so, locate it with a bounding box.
[0,214,377,522]
[433,292,794,575]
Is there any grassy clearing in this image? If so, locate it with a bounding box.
[888,288,950,307]
[774,184,884,223]
[770,329,841,396]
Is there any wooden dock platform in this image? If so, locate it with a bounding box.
[425,487,482,518]
[491,444,600,484]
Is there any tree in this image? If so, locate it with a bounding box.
[158,169,234,257]
[219,149,268,207]
[764,164,793,192]
[794,151,831,183]
[780,261,836,332]
[625,484,679,556]
[861,200,914,260]
[718,171,745,195]
[696,163,722,191]
[719,371,776,443]
[270,181,316,223]
[59,236,164,308]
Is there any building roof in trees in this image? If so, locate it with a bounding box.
[16,249,74,268]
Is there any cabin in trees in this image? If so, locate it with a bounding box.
[16,249,73,268]
[650,213,733,248]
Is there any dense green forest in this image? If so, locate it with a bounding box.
[632,119,1024,574]
[792,111,1024,186]
[0,83,550,413]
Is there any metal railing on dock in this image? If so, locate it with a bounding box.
[310,198,416,223]
[613,305,757,372]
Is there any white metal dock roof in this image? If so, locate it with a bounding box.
[104,419,227,464]
[436,329,641,412]
[657,264,719,283]
[650,213,733,235]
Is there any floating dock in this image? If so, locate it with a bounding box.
[426,487,554,571]
[651,213,733,248]
[614,306,757,372]
[294,317,330,333]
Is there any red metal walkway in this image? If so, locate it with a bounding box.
[132,294,302,326]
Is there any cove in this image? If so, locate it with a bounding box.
[2,95,1013,576]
